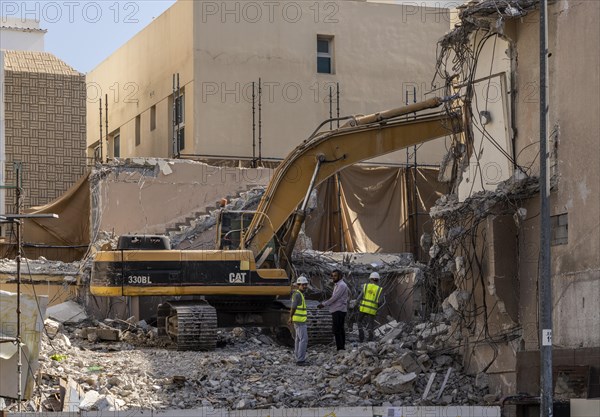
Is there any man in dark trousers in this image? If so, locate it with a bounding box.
[318,269,350,351]
[357,272,384,342]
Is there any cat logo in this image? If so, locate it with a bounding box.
[229,272,246,283]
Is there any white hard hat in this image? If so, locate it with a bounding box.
[296,276,309,285]
[369,272,380,280]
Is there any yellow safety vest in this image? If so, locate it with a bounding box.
[292,290,307,323]
[359,283,382,316]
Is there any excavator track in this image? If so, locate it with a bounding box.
[157,302,217,351]
[305,304,333,346]
[279,302,333,346]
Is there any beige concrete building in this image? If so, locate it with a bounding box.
[0,50,87,214]
[86,0,452,165]
[430,0,600,400]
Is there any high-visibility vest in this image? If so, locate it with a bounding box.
[359,283,382,316]
[292,290,307,323]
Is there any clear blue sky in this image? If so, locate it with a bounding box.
[1,1,176,73]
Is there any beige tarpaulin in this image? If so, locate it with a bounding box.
[20,173,91,261]
[306,166,446,255]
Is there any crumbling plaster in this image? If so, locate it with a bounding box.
[511,1,600,349]
[429,0,599,396]
[91,159,272,237]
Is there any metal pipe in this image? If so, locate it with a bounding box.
[99,98,103,162]
[539,1,553,416]
[105,94,109,162]
[344,97,444,127]
[337,173,344,251]
[281,155,325,270]
[258,78,262,165]
[252,82,256,167]
[329,86,333,130]
[336,82,340,128]
[413,145,419,259]
[176,74,181,158]
[300,154,325,212]
[172,74,177,157]
[15,164,22,411]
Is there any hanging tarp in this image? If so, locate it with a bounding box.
[19,172,91,261]
[306,166,446,255]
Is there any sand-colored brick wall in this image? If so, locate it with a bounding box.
[3,70,86,210]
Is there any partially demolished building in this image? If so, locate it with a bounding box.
[0,0,599,414]
[425,0,600,400]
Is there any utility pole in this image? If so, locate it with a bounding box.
[539,1,553,416]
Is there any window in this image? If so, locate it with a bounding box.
[551,213,568,246]
[317,36,333,74]
[135,115,141,146]
[150,105,156,131]
[177,127,185,151]
[175,93,185,151]
[113,133,120,158]
[93,145,101,162]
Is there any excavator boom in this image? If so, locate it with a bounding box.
[245,97,463,257]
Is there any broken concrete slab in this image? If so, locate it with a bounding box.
[380,327,404,344]
[44,318,62,338]
[47,301,88,324]
[396,352,422,374]
[374,368,417,394]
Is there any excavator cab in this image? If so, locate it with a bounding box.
[216,210,279,269]
[216,210,255,250]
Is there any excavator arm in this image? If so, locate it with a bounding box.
[244,97,464,263]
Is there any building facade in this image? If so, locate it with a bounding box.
[86,0,453,165]
[430,0,600,398]
[1,50,87,213]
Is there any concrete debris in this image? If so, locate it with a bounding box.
[430,176,538,220]
[374,369,417,394]
[0,307,492,412]
[47,301,88,324]
[44,318,62,338]
[0,257,82,276]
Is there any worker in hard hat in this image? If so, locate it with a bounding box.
[356,272,384,342]
[289,275,310,366]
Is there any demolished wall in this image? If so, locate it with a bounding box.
[431,0,600,397]
[90,159,273,238]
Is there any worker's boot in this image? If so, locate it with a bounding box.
[358,328,364,343]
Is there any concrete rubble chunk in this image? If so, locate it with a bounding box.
[475,372,490,390]
[78,390,100,410]
[374,369,417,394]
[44,318,62,338]
[380,327,404,344]
[47,301,88,324]
[374,320,399,337]
[397,352,422,374]
[419,323,449,339]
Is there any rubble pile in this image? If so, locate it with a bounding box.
[0,257,83,277]
[22,315,490,412]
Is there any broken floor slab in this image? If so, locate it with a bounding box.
[47,301,88,324]
[5,406,501,416]
[90,159,272,237]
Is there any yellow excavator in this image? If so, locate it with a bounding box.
[90,97,464,350]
